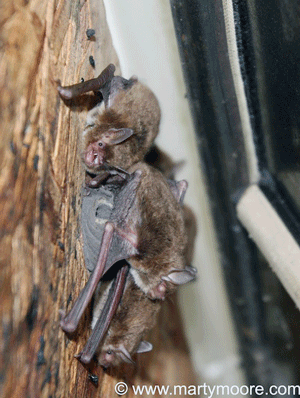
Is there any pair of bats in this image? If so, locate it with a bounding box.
[57,64,196,367]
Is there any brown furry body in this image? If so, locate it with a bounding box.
[112,161,187,299]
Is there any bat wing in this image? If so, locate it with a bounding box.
[78,264,129,364]
[60,170,142,334]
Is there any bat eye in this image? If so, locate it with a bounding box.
[107,350,112,355]
[98,142,103,147]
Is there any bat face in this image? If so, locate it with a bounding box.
[83,123,134,173]
[82,79,161,175]
[57,64,161,176]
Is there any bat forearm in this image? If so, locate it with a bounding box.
[60,223,114,333]
[78,264,129,364]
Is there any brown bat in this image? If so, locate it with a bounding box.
[57,64,161,187]
[58,65,195,366]
[60,162,196,364]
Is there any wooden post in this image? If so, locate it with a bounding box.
[0,1,196,396]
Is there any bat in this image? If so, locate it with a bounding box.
[94,152,197,368]
[57,64,161,187]
[60,162,196,364]
[58,66,195,366]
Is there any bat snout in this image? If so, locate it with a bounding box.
[84,143,105,168]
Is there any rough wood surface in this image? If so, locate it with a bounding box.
[0,1,196,397]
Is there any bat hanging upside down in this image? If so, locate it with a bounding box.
[57,65,196,366]
[60,161,196,364]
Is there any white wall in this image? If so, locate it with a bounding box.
[103,0,246,391]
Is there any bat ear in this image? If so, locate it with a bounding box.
[168,179,188,204]
[136,341,153,354]
[116,346,135,364]
[102,128,134,145]
[161,265,197,285]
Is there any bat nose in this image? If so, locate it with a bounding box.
[85,144,104,167]
[85,150,98,166]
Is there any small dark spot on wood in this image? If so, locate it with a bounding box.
[23,143,30,148]
[74,247,77,260]
[81,78,84,82]
[89,55,95,68]
[38,129,45,142]
[67,293,72,306]
[10,140,17,155]
[50,118,57,137]
[71,195,76,214]
[2,320,11,341]
[41,368,51,390]
[88,373,98,385]
[36,336,46,367]
[58,241,65,251]
[86,29,96,40]
[39,190,46,213]
[26,286,39,332]
[33,155,39,171]
[12,158,19,180]
[54,363,59,387]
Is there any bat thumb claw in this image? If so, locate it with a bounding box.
[74,351,83,359]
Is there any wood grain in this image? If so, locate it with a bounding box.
[0,1,196,397]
